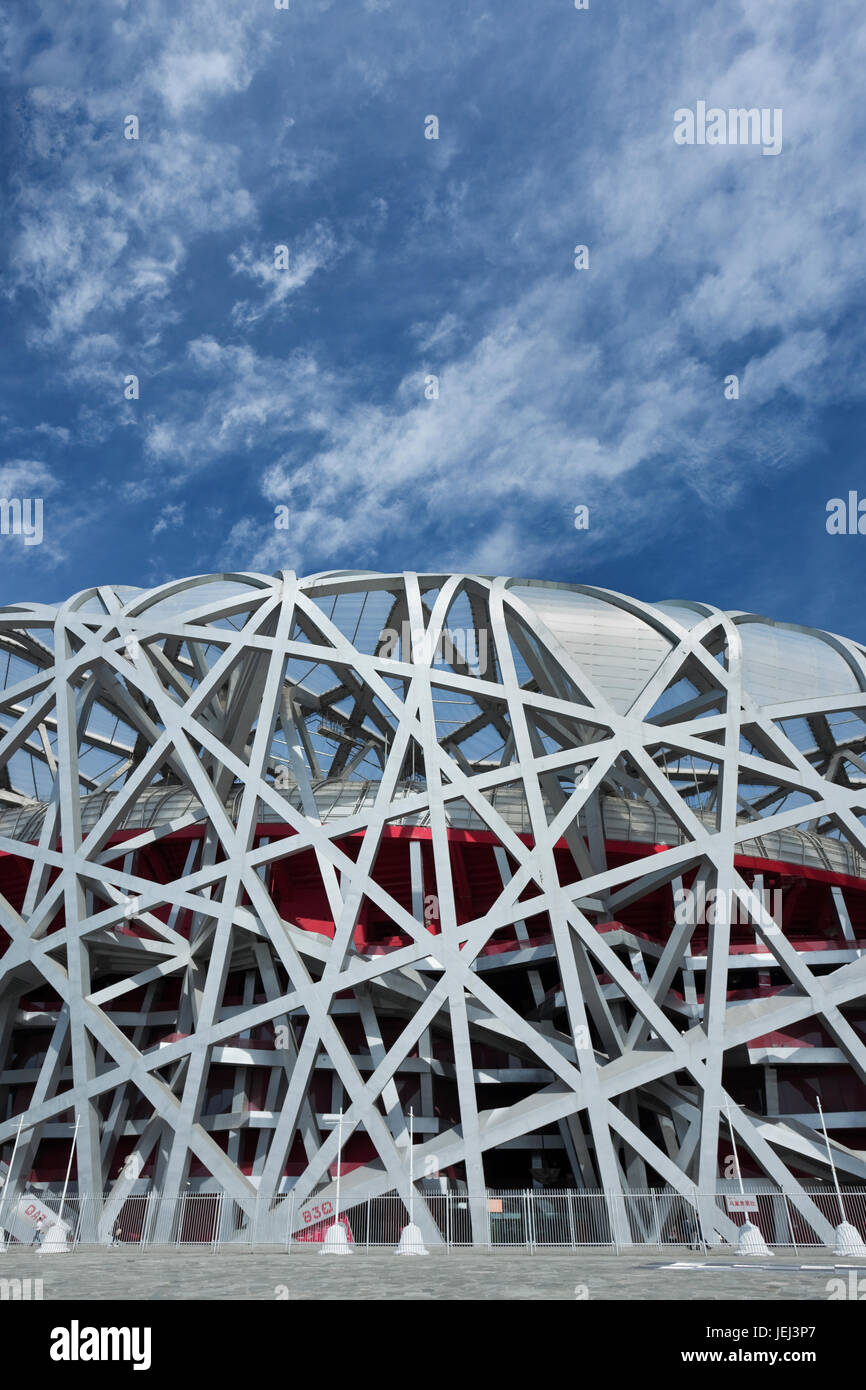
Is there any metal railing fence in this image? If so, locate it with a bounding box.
[3,1186,865,1252]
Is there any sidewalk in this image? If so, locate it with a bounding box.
[2,1248,864,1301]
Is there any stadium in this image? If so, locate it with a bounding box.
[1,568,866,1250]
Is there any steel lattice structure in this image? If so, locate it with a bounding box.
[2,569,866,1246]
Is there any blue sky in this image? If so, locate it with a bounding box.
[1,0,865,640]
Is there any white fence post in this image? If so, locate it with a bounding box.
[650,1188,661,1247]
[212,1194,222,1253]
[783,1193,798,1254]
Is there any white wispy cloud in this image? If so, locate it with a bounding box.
[5,1,274,370]
[4,0,866,604]
[229,224,338,326]
[0,461,74,570]
[221,0,866,574]
[141,337,334,481]
[152,502,186,537]
[9,127,255,355]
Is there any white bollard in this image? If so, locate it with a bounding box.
[833,1221,866,1258]
[320,1222,352,1255]
[396,1222,428,1255]
[37,1224,69,1255]
[737,1219,773,1257]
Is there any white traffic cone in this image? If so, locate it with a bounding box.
[737,1219,773,1257]
[396,1222,428,1255]
[320,1221,352,1255]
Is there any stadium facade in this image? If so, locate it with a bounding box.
[1,569,866,1247]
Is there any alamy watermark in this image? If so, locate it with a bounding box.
[673,884,783,929]
[378,622,489,675]
[49,1323,152,1371]
[827,1271,866,1300]
[1,1277,43,1300]
[0,497,43,546]
[826,493,866,535]
[674,103,782,157]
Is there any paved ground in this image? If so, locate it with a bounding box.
[2,1247,866,1299]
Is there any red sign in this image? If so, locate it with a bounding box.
[17,1198,56,1228]
[294,1209,354,1243]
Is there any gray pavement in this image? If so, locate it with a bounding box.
[2,1247,866,1300]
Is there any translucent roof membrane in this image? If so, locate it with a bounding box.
[133,580,265,620]
[739,622,862,706]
